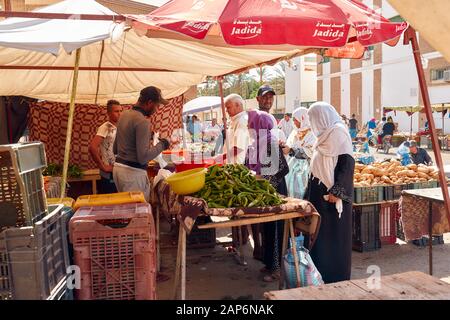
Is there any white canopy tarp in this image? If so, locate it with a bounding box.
[0,0,305,104]
[0,0,123,55]
[0,0,207,103]
[388,0,450,63]
[183,96,222,115]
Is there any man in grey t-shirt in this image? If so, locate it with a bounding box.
[113,86,171,201]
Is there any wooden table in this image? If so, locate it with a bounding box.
[264,271,450,300]
[172,211,321,300]
[67,169,101,194]
[402,187,450,276]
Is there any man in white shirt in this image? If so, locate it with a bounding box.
[214,94,251,259]
[216,94,250,164]
[89,99,123,194]
[203,118,222,141]
[278,113,294,139]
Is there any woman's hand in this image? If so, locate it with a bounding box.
[327,193,340,203]
[282,146,291,155]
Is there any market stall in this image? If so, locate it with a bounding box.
[383,104,450,148]
[150,164,321,300]
[401,187,450,275]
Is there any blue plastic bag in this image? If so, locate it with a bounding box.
[283,234,324,288]
[285,157,310,199]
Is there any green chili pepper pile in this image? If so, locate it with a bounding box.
[194,164,284,208]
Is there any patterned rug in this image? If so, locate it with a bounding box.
[28,96,184,169]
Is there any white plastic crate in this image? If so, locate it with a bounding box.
[0,142,48,230]
[0,204,70,300]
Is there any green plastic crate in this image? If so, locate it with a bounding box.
[354,186,384,204]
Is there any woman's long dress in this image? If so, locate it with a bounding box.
[261,145,289,273]
[285,130,315,199]
[304,154,355,283]
[247,143,289,271]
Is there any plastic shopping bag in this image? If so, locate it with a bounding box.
[283,234,324,288]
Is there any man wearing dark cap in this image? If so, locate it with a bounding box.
[256,84,276,113]
[408,140,433,166]
[113,86,171,201]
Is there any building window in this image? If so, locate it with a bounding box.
[304,56,317,63]
[319,56,330,64]
[431,68,449,81]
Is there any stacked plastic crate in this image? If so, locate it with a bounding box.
[352,186,383,252]
[69,193,157,300]
[0,142,70,300]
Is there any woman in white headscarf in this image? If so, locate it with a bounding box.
[304,102,354,284]
[282,107,316,199]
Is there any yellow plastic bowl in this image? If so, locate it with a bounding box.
[165,167,207,195]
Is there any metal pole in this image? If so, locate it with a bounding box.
[4,0,11,11]
[405,27,450,221]
[60,48,81,198]
[219,77,227,135]
[410,111,413,140]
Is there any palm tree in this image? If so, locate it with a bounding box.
[256,66,269,85]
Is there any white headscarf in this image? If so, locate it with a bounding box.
[308,102,353,191]
[292,107,310,131]
[286,107,315,152]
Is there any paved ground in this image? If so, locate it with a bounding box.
[156,221,450,300]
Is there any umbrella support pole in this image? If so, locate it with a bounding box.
[60,48,81,198]
[219,76,227,139]
[405,27,450,223]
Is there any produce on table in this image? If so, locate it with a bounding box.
[354,159,443,187]
[195,164,284,208]
[42,163,83,178]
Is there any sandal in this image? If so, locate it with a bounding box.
[263,272,280,283]
[259,267,271,274]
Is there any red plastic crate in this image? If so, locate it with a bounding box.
[70,203,156,300]
[380,202,398,245]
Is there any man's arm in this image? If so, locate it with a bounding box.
[89,135,112,172]
[135,120,169,165]
[424,149,433,165]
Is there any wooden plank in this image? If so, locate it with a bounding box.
[349,277,423,300]
[350,271,450,300]
[265,271,450,300]
[353,200,399,207]
[289,219,301,288]
[279,219,290,290]
[198,212,311,229]
[265,281,378,300]
[172,226,183,300]
[391,272,450,299]
[181,227,186,300]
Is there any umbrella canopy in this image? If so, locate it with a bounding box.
[0,0,123,55]
[130,0,408,47]
[183,96,222,114]
[388,0,450,63]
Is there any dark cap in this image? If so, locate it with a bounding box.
[139,86,169,105]
[257,85,276,97]
[408,141,417,148]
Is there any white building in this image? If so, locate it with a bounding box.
[317,0,450,134]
